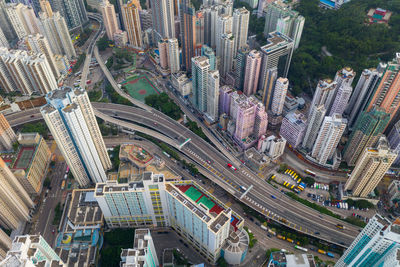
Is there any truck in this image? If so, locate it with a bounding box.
[286,238,294,243]
[276,234,285,240]
[318,249,326,255]
[326,252,335,258]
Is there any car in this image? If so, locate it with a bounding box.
[206,160,211,164]
[249,217,254,222]
[267,234,272,237]
[52,229,55,234]
[314,232,320,235]
[153,122,157,125]
[30,115,34,118]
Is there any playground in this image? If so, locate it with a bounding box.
[13,146,35,170]
[121,74,159,102]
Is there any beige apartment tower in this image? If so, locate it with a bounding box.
[243,50,262,96]
[122,1,143,48]
[0,113,17,151]
[101,0,120,40]
[344,136,397,197]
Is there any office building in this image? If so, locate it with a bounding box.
[344,108,391,166]
[388,120,400,166]
[5,3,39,39]
[13,133,51,196]
[180,0,196,71]
[41,87,111,187]
[329,84,352,116]
[201,45,216,71]
[0,113,17,151]
[149,0,175,39]
[192,56,210,112]
[24,33,60,79]
[220,33,235,78]
[243,50,262,96]
[346,67,384,129]
[0,27,9,49]
[279,111,306,148]
[48,0,88,30]
[158,38,169,70]
[37,11,76,59]
[344,136,396,197]
[206,70,220,122]
[122,0,143,48]
[335,214,400,267]
[235,45,250,91]
[271,77,288,116]
[259,32,293,108]
[219,85,233,116]
[232,7,249,56]
[263,2,305,48]
[253,100,268,138]
[0,234,64,266]
[120,229,159,267]
[216,14,233,58]
[302,104,326,151]
[101,0,120,40]
[0,48,58,95]
[168,38,179,74]
[311,114,346,166]
[0,157,33,230]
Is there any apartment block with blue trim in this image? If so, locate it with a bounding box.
[335,214,400,267]
[120,229,158,267]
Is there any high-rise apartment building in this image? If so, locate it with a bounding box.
[0,229,11,259]
[329,84,352,116]
[0,48,58,95]
[0,27,9,49]
[263,2,304,48]
[0,0,17,42]
[311,114,347,166]
[253,100,268,138]
[344,108,391,166]
[271,77,288,116]
[234,98,256,141]
[243,50,262,96]
[101,0,120,40]
[122,0,143,48]
[206,70,220,122]
[0,113,17,151]
[235,45,250,90]
[346,67,385,129]
[336,215,400,267]
[180,0,196,71]
[158,38,169,70]
[201,45,216,71]
[5,3,39,39]
[279,110,306,148]
[40,0,53,17]
[216,14,233,58]
[311,78,337,112]
[219,85,233,116]
[37,11,76,59]
[48,0,88,30]
[261,67,277,108]
[24,33,60,79]
[0,235,64,265]
[149,0,175,39]
[191,56,210,112]
[168,38,179,74]
[344,136,396,197]
[0,157,33,230]
[259,32,293,108]
[195,11,205,46]
[220,33,235,78]
[41,87,111,187]
[334,66,355,89]
[302,104,326,151]
[388,120,400,166]
[232,7,249,56]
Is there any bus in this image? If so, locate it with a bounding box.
[305,169,316,177]
[294,245,308,252]
[227,163,237,171]
[162,151,171,158]
[61,180,66,190]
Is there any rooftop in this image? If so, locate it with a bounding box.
[119,144,154,169]
[261,31,293,54]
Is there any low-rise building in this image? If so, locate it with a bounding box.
[113,30,128,47]
[120,229,158,267]
[171,72,192,97]
[268,251,315,267]
[258,135,286,160]
[367,8,392,25]
[244,147,271,171]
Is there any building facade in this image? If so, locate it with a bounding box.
[100,0,120,40]
[243,50,262,96]
[270,77,288,116]
[191,56,210,113]
[121,0,143,48]
[0,113,17,151]
[279,111,306,148]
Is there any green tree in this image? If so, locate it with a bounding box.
[97,36,110,51]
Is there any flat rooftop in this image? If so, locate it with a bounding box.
[119,144,154,169]
[261,31,293,54]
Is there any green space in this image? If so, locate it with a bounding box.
[109,145,120,172]
[122,74,159,103]
[145,92,183,120]
[105,82,133,106]
[289,0,400,95]
[100,229,135,267]
[52,202,63,225]
[345,198,374,209]
[21,122,48,138]
[97,36,111,51]
[187,120,210,143]
[244,226,258,248]
[88,89,102,101]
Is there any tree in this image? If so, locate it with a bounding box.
[97,36,110,51]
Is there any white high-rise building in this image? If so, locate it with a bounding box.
[220,33,234,78]
[329,84,353,116]
[0,48,58,95]
[41,87,111,187]
[100,0,120,40]
[6,3,39,39]
[191,56,210,112]
[344,136,396,197]
[25,34,60,79]
[0,27,9,48]
[335,214,400,267]
[232,7,249,57]
[206,70,220,122]
[168,38,179,74]
[38,11,76,59]
[311,78,337,113]
[311,114,347,165]
[149,0,175,39]
[216,14,232,58]
[271,77,288,116]
[302,104,326,151]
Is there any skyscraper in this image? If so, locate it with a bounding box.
[311,114,346,166]
[219,85,233,116]
[122,0,143,48]
[180,0,196,71]
[24,33,60,79]
[253,100,268,138]
[216,14,233,58]
[48,0,88,30]
[344,136,396,197]
[158,38,169,70]
[259,32,293,108]
[101,0,120,40]
[191,56,210,112]
[39,0,53,17]
[243,50,262,96]
[234,98,256,142]
[336,215,400,267]
[0,113,17,151]
[328,84,352,116]
[311,78,337,112]
[201,45,216,70]
[0,157,33,230]
[232,7,249,56]
[149,0,175,39]
[37,11,76,59]
[0,0,17,42]
[387,120,400,166]
[271,77,288,116]
[0,27,9,48]
[220,33,234,78]
[344,108,391,166]
[5,3,39,39]
[41,87,111,187]
[261,67,277,108]
[195,11,205,46]
[0,229,11,259]
[206,70,220,122]
[168,38,179,74]
[302,104,326,151]
[346,67,384,129]
[234,45,249,91]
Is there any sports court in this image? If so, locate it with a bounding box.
[121,74,159,102]
[13,146,35,170]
